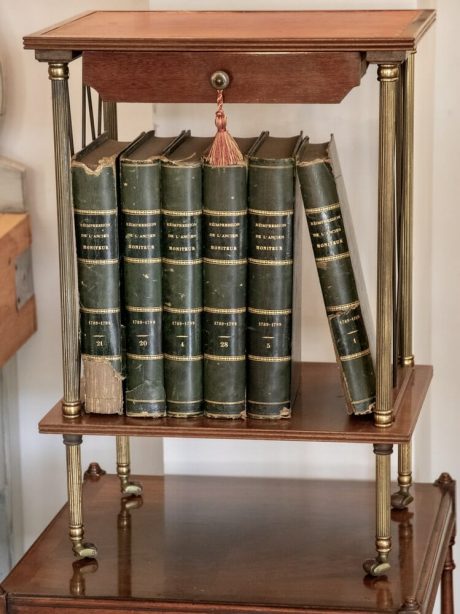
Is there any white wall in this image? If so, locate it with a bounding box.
[1,0,457,609]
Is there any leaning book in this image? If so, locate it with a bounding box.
[296,136,376,415]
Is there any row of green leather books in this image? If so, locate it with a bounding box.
[71,130,376,419]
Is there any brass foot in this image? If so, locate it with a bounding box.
[363,557,391,577]
[120,480,143,496]
[391,489,414,510]
[72,541,98,559]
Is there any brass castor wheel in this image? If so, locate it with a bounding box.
[73,541,98,559]
[121,481,143,496]
[391,490,414,510]
[363,557,391,577]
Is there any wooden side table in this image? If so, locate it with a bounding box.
[0,471,455,614]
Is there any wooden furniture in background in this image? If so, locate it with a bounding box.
[0,213,36,368]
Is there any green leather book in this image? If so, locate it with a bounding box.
[162,136,213,417]
[296,136,376,415]
[72,134,128,414]
[120,131,188,418]
[247,134,302,419]
[202,136,262,419]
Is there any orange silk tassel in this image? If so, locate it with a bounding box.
[206,90,243,166]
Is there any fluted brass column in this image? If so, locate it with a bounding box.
[116,435,143,495]
[49,63,80,418]
[103,101,118,139]
[399,53,415,368]
[102,100,142,497]
[393,54,415,508]
[364,443,393,576]
[375,63,399,429]
[63,435,97,558]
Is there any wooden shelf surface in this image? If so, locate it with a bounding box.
[1,473,455,613]
[24,10,435,53]
[39,362,432,443]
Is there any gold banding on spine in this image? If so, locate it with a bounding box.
[163,306,202,313]
[203,209,247,216]
[74,208,118,215]
[315,252,350,263]
[248,355,291,362]
[80,307,120,314]
[204,354,246,361]
[126,306,162,313]
[77,258,118,265]
[126,353,163,360]
[248,307,292,315]
[305,202,340,214]
[166,399,202,404]
[162,257,202,265]
[340,348,371,362]
[164,354,203,362]
[248,258,293,266]
[205,399,245,405]
[122,208,161,215]
[248,399,289,405]
[162,209,202,216]
[248,208,293,216]
[248,164,296,170]
[352,396,376,405]
[203,258,247,265]
[124,256,162,264]
[326,300,361,312]
[204,306,246,314]
[81,354,122,361]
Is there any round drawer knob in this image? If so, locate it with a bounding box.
[210,70,230,90]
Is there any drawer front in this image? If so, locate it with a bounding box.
[83,50,365,104]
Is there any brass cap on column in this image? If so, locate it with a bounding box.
[48,62,69,80]
[377,64,399,82]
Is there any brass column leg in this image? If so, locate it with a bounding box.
[375,63,399,429]
[116,435,143,496]
[392,441,414,509]
[63,435,97,558]
[101,101,140,497]
[49,63,81,419]
[364,444,393,576]
[103,101,118,139]
[393,55,415,509]
[399,53,415,368]
[441,536,456,614]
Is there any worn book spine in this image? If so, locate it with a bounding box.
[162,161,203,417]
[247,158,295,419]
[72,150,123,414]
[296,140,376,415]
[120,152,165,417]
[202,163,247,419]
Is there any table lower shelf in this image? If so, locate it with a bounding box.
[39,362,432,443]
[1,472,455,614]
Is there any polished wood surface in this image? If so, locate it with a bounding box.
[39,363,432,443]
[24,10,435,53]
[1,473,455,613]
[83,51,366,104]
[0,213,36,368]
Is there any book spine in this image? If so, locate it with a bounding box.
[296,160,375,415]
[121,159,166,417]
[203,165,247,419]
[162,164,203,417]
[247,160,295,419]
[72,159,123,414]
